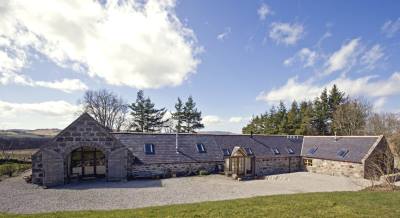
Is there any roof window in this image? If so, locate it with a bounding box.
[245,147,253,155]
[286,147,295,154]
[222,148,230,156]
[337,148,349,158]
[144,143,155,154]
[272,148,280,155]
[307,146,318,155]
[197,143,206,153]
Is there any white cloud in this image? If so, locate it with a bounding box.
[257,72,400,104]
[0,0,201,89]
[323,38,360,75]
[0,72,88,93]
[269,22,304,46]
[0,100,80,129]
[229,117,243,123]
[373,97,386,112]
[217,27,231,41]
[284,48,317,68]
[381,18,400,38]
[257,3,272,21]
[203,115,222,125]
[361,44,384,70]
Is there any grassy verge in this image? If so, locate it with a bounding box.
[0,161,31,178]
[1,191,400,218]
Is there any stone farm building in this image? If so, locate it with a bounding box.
[32,113,394,187]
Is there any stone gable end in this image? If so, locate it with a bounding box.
[33,113,129,187]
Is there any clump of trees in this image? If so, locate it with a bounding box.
[243,85,354,135]
[81,89,204,133]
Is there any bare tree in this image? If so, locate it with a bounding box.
[80,89,128,131]
[332,98,371,135]
[365,146,397,190]
[366,112,400,137]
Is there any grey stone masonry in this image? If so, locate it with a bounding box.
[303,158,364,178]
[255,157,302,176]
[131,162,223,178]
[32,113,129,187]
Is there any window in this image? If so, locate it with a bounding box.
[272,148,280,155]
[307,146,318,155]
[197,143,206,153]
[245,147,253,155]
[144,143,155,154]
[304,159,313,166]
[286,147,295,154]
[222,148,230,156]
[337,148,349,158]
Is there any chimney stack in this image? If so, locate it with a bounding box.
[250,131,253,138]
[334,131,337,141]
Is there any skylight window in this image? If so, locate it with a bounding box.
[197,143,206,153]
[144,143,155,154]
[272,148,280,155]
[337,148,349,158]
[222,148,230,156]
[286,147,295,154]
[245,147,253,155]
[307,146,318,155]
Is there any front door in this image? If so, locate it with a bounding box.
[70,147,106,179]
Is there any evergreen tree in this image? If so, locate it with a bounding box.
[171,98,185,133]
[328,84,346,134]
[287,101,301,135]
[296,101,313,135]
[311,88,330,135]
[129,90,168,132]
[182,96,204,133]
[277,101,288,134]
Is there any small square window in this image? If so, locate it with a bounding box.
[222,148,230,156]
[272,148,280,155]
[304,159,313,166]
[245,147,253,155]
[197,143,206,153]
[286,147,295,154]
[144,143,155,154]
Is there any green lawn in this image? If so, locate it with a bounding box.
[1,191,400,218]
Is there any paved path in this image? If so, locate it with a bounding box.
[0,171,371,214]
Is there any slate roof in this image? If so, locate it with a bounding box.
[301,136,381,163]
[112,133,303,164]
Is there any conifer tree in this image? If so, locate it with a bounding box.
[129,90,168,132]
[182,96,204,133]
[171,98,185,133]
[287,101,301,135]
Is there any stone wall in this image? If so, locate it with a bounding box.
[255,156,302,176]
[303,158,364,178]
[32,113,129,187]
[31,151,43,184]
[131,161,224,178]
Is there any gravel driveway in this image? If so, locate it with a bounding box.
[0,171,371,214]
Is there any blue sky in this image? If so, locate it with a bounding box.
[0,0,400,132]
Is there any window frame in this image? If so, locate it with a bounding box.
[245,147,253,155]
[196,143,207,153]
[272,148,280,155]
[286,147,295,154]
[144,143,155,155]
[304,159,313,166]
[222,148,230,156]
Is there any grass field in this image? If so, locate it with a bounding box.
[0,191,399,218]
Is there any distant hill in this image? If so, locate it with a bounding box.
[0,129,60,150]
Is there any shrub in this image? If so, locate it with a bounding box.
[198,170,210,176]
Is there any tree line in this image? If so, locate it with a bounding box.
[81,89,204,133]
[242,84,399,137]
